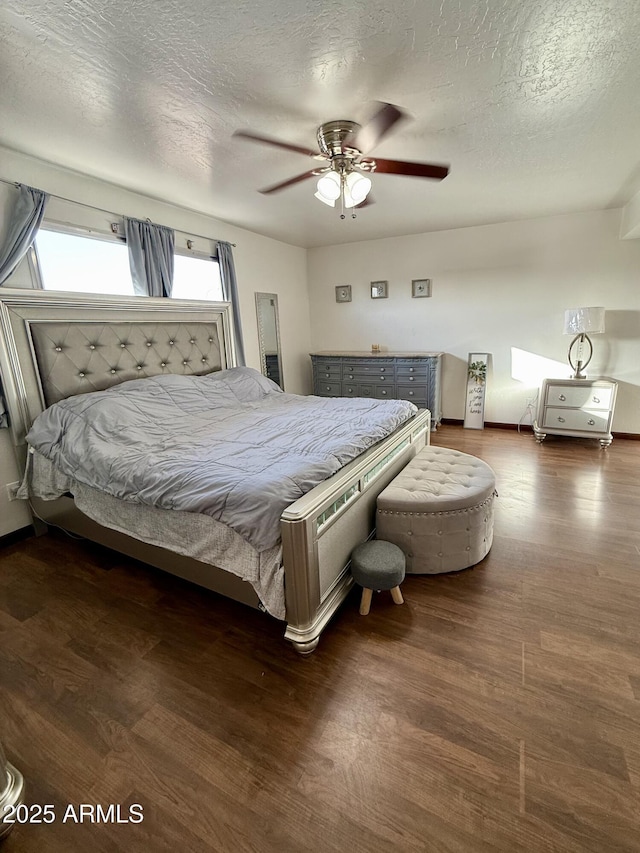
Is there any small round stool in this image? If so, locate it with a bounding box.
[350,540,406,616]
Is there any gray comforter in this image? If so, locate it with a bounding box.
[26,367,417,551]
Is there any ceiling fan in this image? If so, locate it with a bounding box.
[234,102,449,218]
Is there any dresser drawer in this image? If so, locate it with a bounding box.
[396,374,426,388]
[343,371,394,386]
[397,386,427,405]
[375,386,395,399]
[341,383,361,396]
[316,381,341,396]
[340,382,376,397]
[542,407,611,433]
[314,364,342,379]
[343,362,394,376]
[546,384,613,410]
[396,366,429,380]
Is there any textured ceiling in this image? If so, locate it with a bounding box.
[2,0,640,247]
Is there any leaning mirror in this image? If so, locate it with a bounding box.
[255,292,284,390]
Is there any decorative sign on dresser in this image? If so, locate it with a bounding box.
[310,351,443,427]
[533,378,618,447]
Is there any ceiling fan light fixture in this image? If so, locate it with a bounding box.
[345,171,372,204]
[314,191,335,207]
[316,172,341,201]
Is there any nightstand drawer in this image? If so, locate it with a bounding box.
[546,385,613,410]
[542,407,611,433]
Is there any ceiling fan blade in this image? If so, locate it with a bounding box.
[372,158,449,180]
[233,130,320,159]
[351,102,406,153]
[258,170,320,194]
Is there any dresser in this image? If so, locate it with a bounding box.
[311,351,443,426]
[533,378,617,447]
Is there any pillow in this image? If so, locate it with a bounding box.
[206,366,283,402]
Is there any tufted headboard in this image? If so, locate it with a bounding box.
[30,320,222,405]
[0,289,236,452]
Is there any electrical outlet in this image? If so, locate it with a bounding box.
[6,482,19,501]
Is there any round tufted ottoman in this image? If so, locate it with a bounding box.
[350,540,406,615]
[376,446,497,575]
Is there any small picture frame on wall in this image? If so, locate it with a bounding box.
[370,281,388,299]
[335,285,352,303]
[412,279,432,298]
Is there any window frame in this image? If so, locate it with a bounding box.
[170,246,223,302]
[30,221,223,301]
[30,220,132,295]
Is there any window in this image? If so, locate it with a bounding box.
[34,225,223,300]
[172,253,223,301]
[35,228,134,295]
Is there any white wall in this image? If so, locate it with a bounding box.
[0,145,311,534]
[307,209,640,433]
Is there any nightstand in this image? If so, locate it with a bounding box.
[533,378,617,447]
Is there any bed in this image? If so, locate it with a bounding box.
[0,289,430,653]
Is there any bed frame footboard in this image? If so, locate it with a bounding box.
[281,408,430,653]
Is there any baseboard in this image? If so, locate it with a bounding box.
[0,525,34,548]
[441,419,533,432]
[440,419,640,440]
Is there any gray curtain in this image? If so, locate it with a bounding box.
[218,241,246,366]
[124,217,175,297]
[0,183,48,286]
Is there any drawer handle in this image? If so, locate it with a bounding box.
[348,375,354,379]
[557,416,565,423]
[409,368,414,372]
[409,391,414,396]
[409,377,414,382]
[380,368,386,372]
[558,394,566,401]
[347,387,353,393]
[380,376,385,381]
[326,386,331,391]
[381,390,387,395]
[592,396,600,404]
[325,373,331,378]
[588,418,595,425]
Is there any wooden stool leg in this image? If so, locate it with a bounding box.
[390,586,404,605]
[359,588,373,615]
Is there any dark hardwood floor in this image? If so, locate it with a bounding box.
[2,425,640,852]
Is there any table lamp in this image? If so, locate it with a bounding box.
[563,306,605,379]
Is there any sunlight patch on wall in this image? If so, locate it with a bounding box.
[511,347,570,387]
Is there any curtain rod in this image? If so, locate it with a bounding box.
[0,176,236,247]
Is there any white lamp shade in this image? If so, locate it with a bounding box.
[314,191,335,207]
[563,306,605,335]
[345,171,372,204]
[316,172,341,201]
